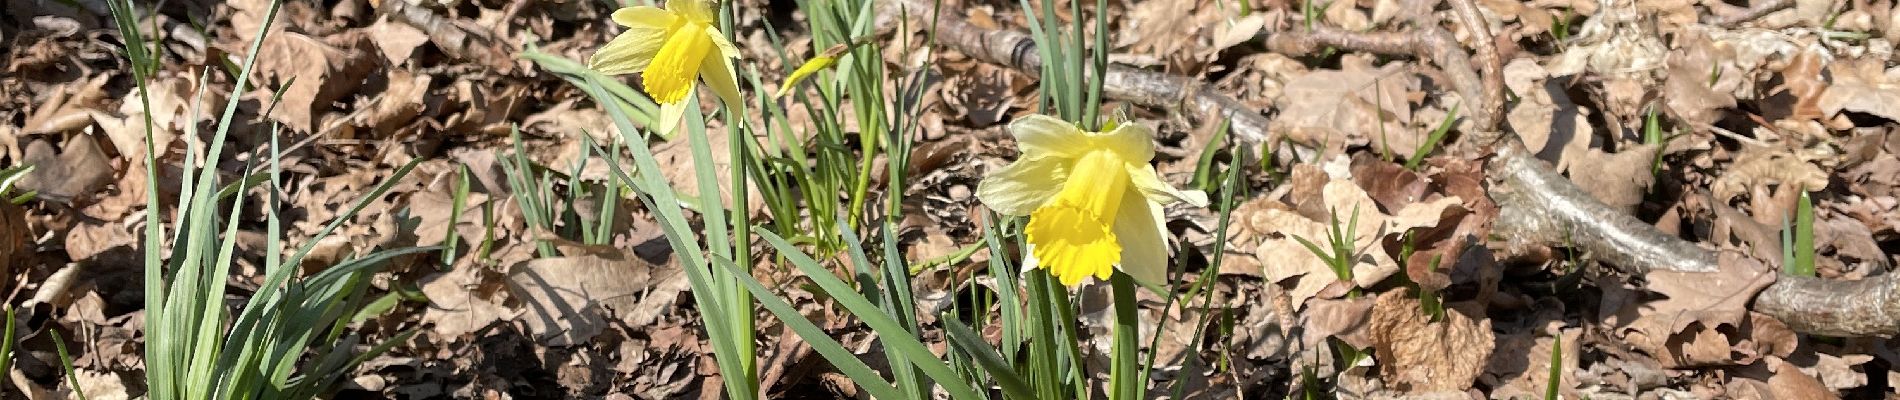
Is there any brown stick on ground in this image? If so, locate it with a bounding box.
[1705,0,1796,26]
[881,0,1900,337]
[883,2,1274,145]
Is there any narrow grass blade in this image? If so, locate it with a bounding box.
[712,256,905,400]
[758,230,984,399]
[941,316,1035,398]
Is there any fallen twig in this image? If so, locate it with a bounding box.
[880,1,1275,147]
[885,0,1900,337]
[1706,0,1797,26]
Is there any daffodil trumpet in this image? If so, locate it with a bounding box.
[977,115,1208,288]
[588,0,743,137]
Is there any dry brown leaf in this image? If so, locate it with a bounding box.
[1503,58,1594,172]
[236,17,379,132]
[1617,253,1780,368]
[21,74,109,135]
[355,70,432,138]
[1819,57,1900,123]
[1302,296,1376,350]
[18,135,113,204]
[1115,0,1223,69]
[1545,3,1667,78]
[939,63,1025,128]
[1567,144,1658,214]
[1271,59,1416,156]
[1802,353,1872,392]
[508,248,686,346]
[69,369,131,400]
[1366,289,1494,393]
[419,262,512,339]
[1484,327,1582,400]
[367,16,431,65]
[1662,30,1739,127]
[1766,356,1837,399]
[1255,161,1465,310]
[1711,145,1830,225]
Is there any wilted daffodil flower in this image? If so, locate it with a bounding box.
[588,0,741,130]
[977,115,1209,287]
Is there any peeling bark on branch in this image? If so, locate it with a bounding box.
[882,0,1900,337]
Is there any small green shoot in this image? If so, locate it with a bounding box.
[1406,103,1458,171]
[1292,206,1367,298]
[1546,334,1563,400]
[1782,191,1816,277]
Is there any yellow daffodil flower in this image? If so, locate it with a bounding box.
[977,115,1209,287]
[589,0,742,133]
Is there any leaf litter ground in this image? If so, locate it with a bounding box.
[3,0,1900,398]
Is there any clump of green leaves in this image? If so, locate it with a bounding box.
[1293,206,1367,298]
[111,0,425,398]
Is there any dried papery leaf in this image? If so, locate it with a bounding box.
[1802,353,1873,392]
[22,74,110,135]
[1349,154,1427,213]
[1776,50,1828,121]
[1115,0,1224,70]
[508,249,687,346]
[18,135,112,204]
[1366,289,1494,393]
[1256,163,1467,310]
[1271,59,1417,156]
[355,70,432,138]
[1617,253,1779,368]
[1662,30,1738,127]
[1819,57,1900,123]
[1503,59,1593,172]
[420,261,511,339]
[1303,296,1377,350]
[255,28,379,131]
[1765,356,1837,399]
[653,127,767,213]
[1477,0,1555,37]
[940,63,1025,128]
[367,16,431,65]
[1711,145,1830,222]
[1545,2,1667,79]
[1567,144,1658,214]
[1483,327,1581,400]
[1211,14,1265,54]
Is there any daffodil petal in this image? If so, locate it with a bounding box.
[708,27,742,58]
[1112,192,1169,288]
[976,156,1068,216]
[611,6,676,28]
[1093,122,1156,164]
[655,99,688,140]
[642,22,713,104]
[1008,114,1088,159]
[588,8,677,75]
[699,48,743,108]
[1126,163,1209,207]
[667,0,716,23]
